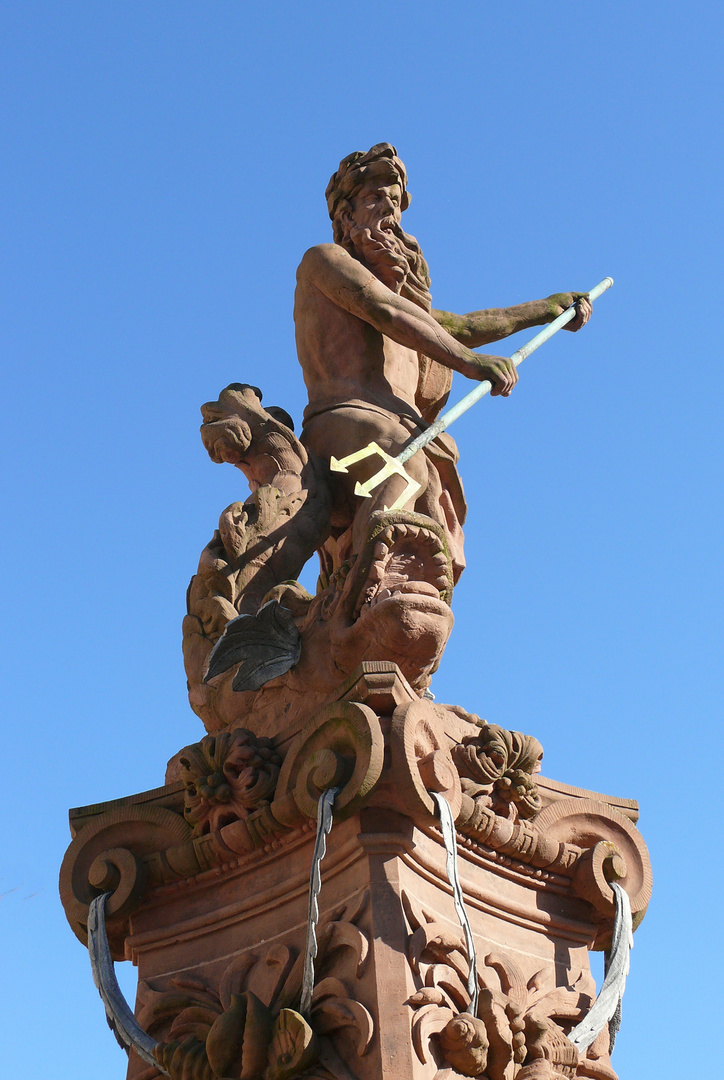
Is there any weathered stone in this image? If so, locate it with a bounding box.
[60,144,644,1080]
[60,669,651,1080]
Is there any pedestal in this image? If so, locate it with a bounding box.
[60,665,651,1080]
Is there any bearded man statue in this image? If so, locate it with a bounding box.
[294,142,590,581]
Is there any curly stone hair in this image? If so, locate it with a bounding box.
[325,142,411,239]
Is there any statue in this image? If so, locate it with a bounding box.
[183,143,592,734]
[298,142,589,560]
[61,145,650,1080]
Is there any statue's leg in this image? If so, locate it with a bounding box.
[302,408,429,538]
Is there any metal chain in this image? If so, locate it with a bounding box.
[300,785,339,1019]
[431,791,479,1016]
[568,881,633,1053]
[87,892,168,1073]
[86,787,631,1064]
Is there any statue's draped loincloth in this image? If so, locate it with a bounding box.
[302,400,467,580]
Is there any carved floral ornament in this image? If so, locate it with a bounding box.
[177,728,282,837]
[402,888,614,1080]
[452,724,544,820]
[59,700,386,952]
[134,892,373,1080]
[60,694,651,963]
[60,695,649,1080]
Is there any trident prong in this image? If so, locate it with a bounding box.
[329,441,422,512]
[329,441,386,474]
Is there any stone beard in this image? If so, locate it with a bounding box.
[335,212,434,314]
[330,175,449,422]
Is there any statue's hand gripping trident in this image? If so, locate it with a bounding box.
[330,277,614,511]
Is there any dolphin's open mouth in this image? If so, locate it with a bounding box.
[349,512,453,619]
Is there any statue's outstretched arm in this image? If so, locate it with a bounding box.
[300,245,518,396]
[432,292,591,348]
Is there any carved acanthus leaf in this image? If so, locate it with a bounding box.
[311,986,374,1056]
[145,892,372,1080]
[206,990,273,1079]
[403,907,585,1080]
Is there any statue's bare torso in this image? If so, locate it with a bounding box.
[294,236,590,540]
[295,243,430,423]
[293,151,591,546]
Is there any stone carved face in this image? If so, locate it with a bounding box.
[198,383,304,498]
[349,180,404,231]
[283,510,455,693]
[185,384,456,730]
[342,181,415,294]
[177,728,281,835]
[187,509,456,733]
[199,384,260,466]
[331,178,429,307]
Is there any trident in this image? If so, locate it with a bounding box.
[330,277,613,511]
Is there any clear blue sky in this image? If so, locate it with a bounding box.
[2,3,722,1076]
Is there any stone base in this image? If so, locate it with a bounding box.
[60,665,651,1080]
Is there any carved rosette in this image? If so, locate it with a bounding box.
[177,728,281,836]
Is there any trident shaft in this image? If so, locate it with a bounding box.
[330,277,613,511]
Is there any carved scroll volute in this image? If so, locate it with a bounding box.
[274,700,384,821]
[59,805,191,958]
[389,699,462,825]
[534,798,653,942]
